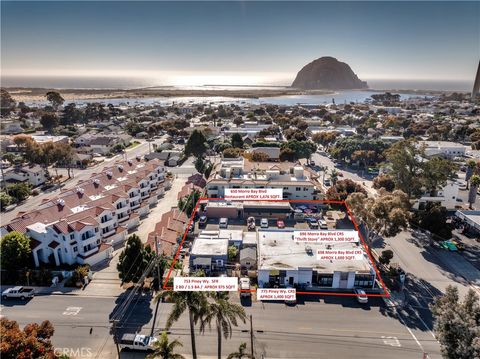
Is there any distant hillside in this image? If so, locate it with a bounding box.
[292,57,368,90]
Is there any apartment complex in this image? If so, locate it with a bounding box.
[1,157,167,267]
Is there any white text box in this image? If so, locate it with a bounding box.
[174,277,238,291]
[316,249,364,261]
[224,188,283,201]
[257,288,296,301]
[294,230,359,243]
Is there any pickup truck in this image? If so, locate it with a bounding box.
[239,278,251,297]
[2,286,35,300]
[119,334,158,351]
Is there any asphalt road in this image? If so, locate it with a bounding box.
[1,289,441,359]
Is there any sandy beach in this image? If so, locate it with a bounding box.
[5,87,336,103]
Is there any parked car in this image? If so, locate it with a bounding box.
[260,218,269,228]
[198,216,208,228]
[239,277,251,297]
[305,217,319,229]
[119,334,158,352]
[2,286,35,300]
[219,217,228,229]
[318,219,328,229]
[247,216,256,231]
[277,219,285,229]
[323,178,331,186]
[354,288,368,304]
[451,239,465,250]
[309,161,316,167]
[458,181,467,190]
[440,240,458,251]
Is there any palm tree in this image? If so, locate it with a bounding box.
[465,159,477,189]
[158,290,208,359]
[200,292,247,359]
[147,332,185,359]
[330,169,339,185]
[227,342,252,359]
[468,175,480,209]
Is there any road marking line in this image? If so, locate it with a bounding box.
[396,310,424,352]
[381,336,402,347]
[62,306,82,316]
[407,304,438,341]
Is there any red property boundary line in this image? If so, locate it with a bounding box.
[163,198,390,298]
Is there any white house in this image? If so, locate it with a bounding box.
[4,165,47,187]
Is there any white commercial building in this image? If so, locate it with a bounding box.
[206,159,320,200]
[257,230,376,290]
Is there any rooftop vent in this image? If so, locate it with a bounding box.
[136,155,141,161]
[127,160,133,165]
[106,171,113,179]
[93,179,100,186]
[76,187,85,195]
[56,198,65,207]
[118,165,124,172]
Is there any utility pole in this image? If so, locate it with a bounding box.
[150,236,162,337]
[250,314,255,359]
[111,319,121,359]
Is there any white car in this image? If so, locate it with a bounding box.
[219,218,228,229]
[458,181,467,190]
[318,219,328,229]
[260,218,269,228]
[354,288,368,304]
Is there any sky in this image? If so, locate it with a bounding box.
[1,1,479,87]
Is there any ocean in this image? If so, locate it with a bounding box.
[1,76,473,92]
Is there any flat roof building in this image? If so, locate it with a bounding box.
[257,229,375,290]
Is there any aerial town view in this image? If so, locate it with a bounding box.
[0,1,479,359]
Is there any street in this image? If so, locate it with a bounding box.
[0,290,442,359]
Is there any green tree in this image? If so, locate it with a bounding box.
[0,231,31,271]
[45,91,65,110]
[61,103,82,125]
[223,147,243,159]
[280,140,316,160]
[379,250,394,266]
[384,139,423,198]
[346,190,411,241]
[158,290,208,359]
[231,133,244,148]
[326,179,366,201]
[465,159,478,189]
[373,174,395,192]
[40,112,59,133]
[178,189,201,217]
[200,292,247,359]
[0,192,14,210]
[421,157,456,196]
[147,331,186,359]
[6,183,31,203]
[185,130,207,158]
[194,157,204,174]
[330,169,339,185]
[468,175,480,209]
[251,151,269,162]
[228,245,238,262]
[0,89,16,116]
[430,286,480,359]
[227,343,252,359]
[415,203,452,239]
[117,234,153,283]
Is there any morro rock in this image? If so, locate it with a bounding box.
[292,57,368,90]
